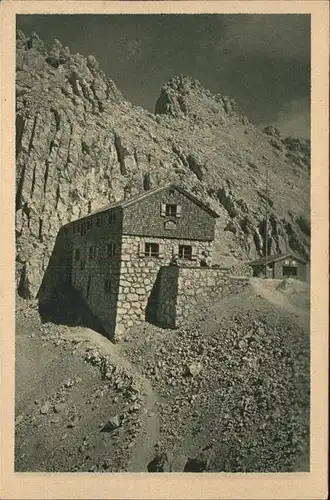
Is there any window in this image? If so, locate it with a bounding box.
[107,242,116,257]
[104,279,111,293]
[145,242,159,258]
[87,220,92,230]
[179,245,192,260]
[283,266,297,277]
[74,249,80,261]
[89,246,97,260]
[96,217,101,227]
[108,212,117,224]
[73,226,76,234]
[160,203,182,218]
[166,204,177,216]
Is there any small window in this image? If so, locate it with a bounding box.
[108,212,117,224]
[283,266,297,277]
[166,204,177,217]
[74,249,80,261]
[104,279,111,293]
[89,246,96,260]
[179,245,192,260]
[107,242,116,257]
[145,242,159,258]
[96,217,101,227]
[161,203,182,218]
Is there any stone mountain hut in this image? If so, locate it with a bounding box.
[248,252,309,281]
[62,183,222,339]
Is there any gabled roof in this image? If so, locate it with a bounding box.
[67,183,219,224]
[248,252,309,266]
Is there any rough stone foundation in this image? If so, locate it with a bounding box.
[157,266,250,328]
[114,235,212,339]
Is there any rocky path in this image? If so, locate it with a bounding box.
[15,279,310,473]
[74,327,160,471]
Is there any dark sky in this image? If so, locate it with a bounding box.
[17,14,310,138]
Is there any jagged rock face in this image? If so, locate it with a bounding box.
[16,31,310,298]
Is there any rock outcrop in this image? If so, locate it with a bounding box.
[15,31,310,298]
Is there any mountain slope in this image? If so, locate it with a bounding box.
[15,31,310,298]
[15,277,309,472]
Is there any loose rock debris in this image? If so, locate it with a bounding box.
[15,282,309,472]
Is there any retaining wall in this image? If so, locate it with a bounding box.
[157,266,250,328]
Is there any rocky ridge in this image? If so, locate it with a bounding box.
[16,31,310,298]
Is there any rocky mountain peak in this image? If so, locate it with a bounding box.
[155,74,241,122]
[15,31,310,299]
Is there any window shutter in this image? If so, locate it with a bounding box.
[191,248,198,261]
[176,205,182,218]
[160,203,166,216]
[138,243,145,258]
[172,245,179,257]
[159,244,165,259]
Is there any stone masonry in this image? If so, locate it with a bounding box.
[157,266,250,328]
[114,235,212,338]
[57,183,228,340]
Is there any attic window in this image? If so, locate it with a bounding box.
[160,203,182,218]
[166,204,177,216]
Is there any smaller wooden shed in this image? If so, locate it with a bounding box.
[248,252,309,281]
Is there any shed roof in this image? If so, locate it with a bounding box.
[67,183,219,225]
[248,252,309,266]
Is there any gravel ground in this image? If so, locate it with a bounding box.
[15,278,310,472]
